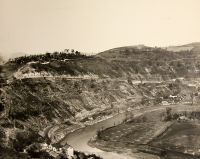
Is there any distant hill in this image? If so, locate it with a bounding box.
[3,42,200,81]
[165,42,200,53]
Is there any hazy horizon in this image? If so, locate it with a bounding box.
[0,0,200,59]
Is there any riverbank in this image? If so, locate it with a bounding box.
[58,104,167,145]
[88,109,167,159]
[58,105,183,158]
[87,105,200,159]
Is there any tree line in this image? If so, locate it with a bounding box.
[8,49,91,65]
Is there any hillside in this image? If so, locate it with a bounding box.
[0,56,3,65]
[1,43,200,158]
[5,44,200,81]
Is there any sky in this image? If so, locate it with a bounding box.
[0,0,200,59]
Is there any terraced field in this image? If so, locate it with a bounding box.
[151,121,200,157]
[98,121,164,145]
[90,106,200,158]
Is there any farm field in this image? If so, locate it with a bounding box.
[96,109,169,145]
[89,109,169,158]
[98,121,164,145]
[151,121,200,157]
[90,107,200,159]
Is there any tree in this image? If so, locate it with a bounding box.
[45,53,51,58]
[0,102,4,112]
[0,127,5,147]
[190,92,194,105]
[64,49,69,53]
[75,51,81,56]
[96,129,102,139]
[26,143,41,154]
[127,76,133,85]
[164,107,172,121]
[138,75,143,84]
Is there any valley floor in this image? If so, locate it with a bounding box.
[88,104,200,159]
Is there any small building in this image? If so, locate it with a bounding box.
[52,143,63,153]
[169,95,177,98]
[162,101,169,106]
[40,142,74,159]
[49,151,59,158]
[63,144,74,159]
[41,143,48,150]
[178,115,188,121]
[48,144,53,150]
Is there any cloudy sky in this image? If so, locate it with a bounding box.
[0,0,200,59]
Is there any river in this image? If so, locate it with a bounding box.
[61,112,135,159]
[60,105,200,159]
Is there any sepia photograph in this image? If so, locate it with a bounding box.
[0,0,200,158]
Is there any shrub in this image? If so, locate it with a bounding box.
[13,130,44,152]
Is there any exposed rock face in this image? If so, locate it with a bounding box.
[1,43,200,157]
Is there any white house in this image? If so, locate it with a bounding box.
[162,101,169,106]
[40,142,74,158]
[41,143,48,150]
[178,115,188,121]
[66,145,74,159]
